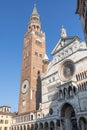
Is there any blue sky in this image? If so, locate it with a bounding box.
[0,0,84,112]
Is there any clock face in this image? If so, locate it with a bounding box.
[60,60,75,81]
[21,80,29,94]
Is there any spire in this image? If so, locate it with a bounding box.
[32,4,39,16]
[60,25,67,38]
[28,4,41,31]
[43,54,49,61]
[28,4,41,32]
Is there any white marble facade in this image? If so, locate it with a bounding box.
[41,27,87,130]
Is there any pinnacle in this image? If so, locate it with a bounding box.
[32,4,39,15]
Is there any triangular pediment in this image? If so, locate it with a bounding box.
[51,36,80,55]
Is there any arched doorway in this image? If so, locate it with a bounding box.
[31,124,34,130]
[79,117,87,130]
[61,103,78,130]
[39,123,43,130]
[24,125,26,130]
[35,123,38,130]
[14,127,16,130]
[50,121,54,130]
[27,125,30,130]
[12,127,13,130]
[17,126,19,130]
[56,120,60,129]
[44,122,48,130]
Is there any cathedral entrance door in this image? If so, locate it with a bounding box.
[61,103,78,130]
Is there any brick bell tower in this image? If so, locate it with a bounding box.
[18,5,47,115]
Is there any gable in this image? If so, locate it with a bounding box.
[51,36,80,56]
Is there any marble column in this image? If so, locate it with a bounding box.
[77,119,80,130]
[60,120,62,130]
[60,119,65,130]
[65,118,72,130]
[37,122,40,130]
[19,126,20,130]
[54,120,57,130]
[48,121,50,130]
[80,120,86,130]
[22,125,24,130]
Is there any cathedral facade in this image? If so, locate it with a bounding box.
[41,27,87,130]
[12,5,87,130]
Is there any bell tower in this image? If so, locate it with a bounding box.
[18,5,46,115]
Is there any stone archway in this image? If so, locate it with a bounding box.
[17,126,19,130]
[56,120,60,130]
[44,122,48,130]
[39,123,43,130]
[35,123,38,130]
[61,103,78,130]
[14,127,16,130]
[20,126,22,130]
[24,125,26,130]
[50,121,54,130]
[27,125,30,130]
[31,124,34,130]
[79,117,87,130]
